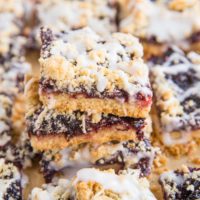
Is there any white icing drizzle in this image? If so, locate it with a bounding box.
[74,168,156,200]
[120,0,200,43]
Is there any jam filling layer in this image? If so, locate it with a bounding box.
[27,107,146,139]
[40,78,152,104]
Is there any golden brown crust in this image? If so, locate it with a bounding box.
[30,126,138,151]
[39,91,150,118]
[142,41,168,60]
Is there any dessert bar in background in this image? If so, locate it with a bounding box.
[159,166,200,200]
[120,0,200,57]
[30,168,156,200]
[39,27,152,118]
[0,158,22,200]
[29,0,117,48]
[150,46,200,146]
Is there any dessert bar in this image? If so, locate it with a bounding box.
[160,166,200,200]
[0,158,22,200]
[26,78,151,150]
[0,132,36,169]
[39,27,152,118]
[0,36,31,95]
[40,139,158,182]
[150,47,200,146]
[30,168,156,200]
[30,0,117,48]
[120,0,200,56]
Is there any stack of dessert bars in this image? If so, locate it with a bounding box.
[25,25,158,182]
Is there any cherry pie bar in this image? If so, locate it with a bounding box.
[159,166,200,200]
[120,0,200,57]
[39,27,152,118]
[150,46,200,146]
[30,168,156,200]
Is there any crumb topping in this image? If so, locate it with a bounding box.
[40,27,152,99]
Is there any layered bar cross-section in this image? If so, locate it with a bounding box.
[26,78,151,150]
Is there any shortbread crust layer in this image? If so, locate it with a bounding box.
[39,91,151,118]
